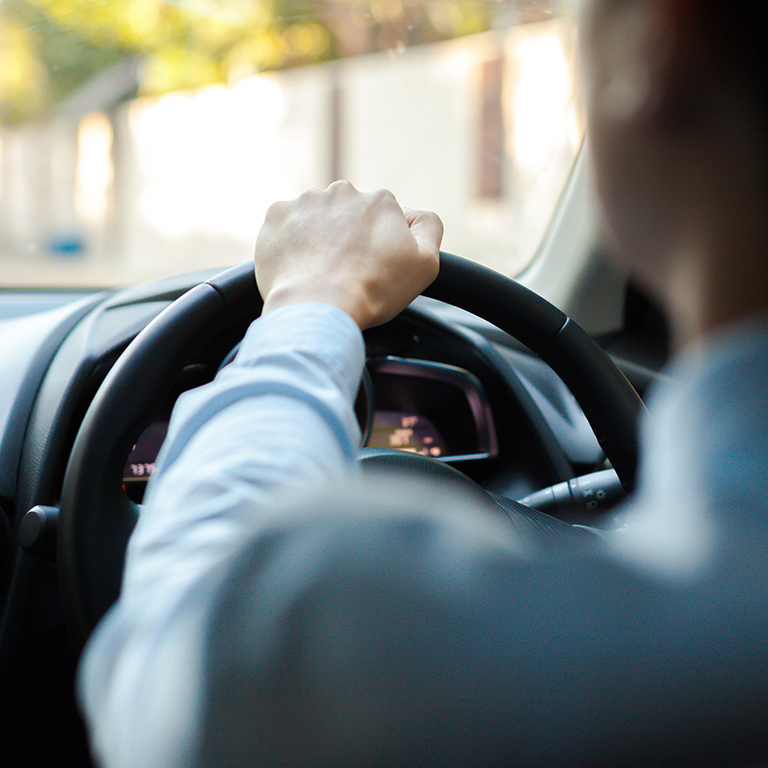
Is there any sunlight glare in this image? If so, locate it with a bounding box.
[131,77,285,239]
[76,112,113,222]
[512,31,578,171]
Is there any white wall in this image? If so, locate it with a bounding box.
[0,20,583,287]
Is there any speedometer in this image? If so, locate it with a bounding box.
[368,411,447,457]
[365,357,497,462]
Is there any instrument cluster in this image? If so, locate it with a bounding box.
[123,356,497,503]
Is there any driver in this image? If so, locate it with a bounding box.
[79,1,768,767]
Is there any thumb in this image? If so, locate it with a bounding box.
[403,207,444,257]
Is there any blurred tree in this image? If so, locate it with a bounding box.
[1,0,552,123]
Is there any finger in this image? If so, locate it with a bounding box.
[405,209,444,255]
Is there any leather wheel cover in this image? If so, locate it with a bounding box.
[58,251,644,643]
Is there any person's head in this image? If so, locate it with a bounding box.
[576,0,768,347]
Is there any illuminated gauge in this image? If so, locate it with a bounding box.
[123,419,168,503]
[368,411,447,457]
[365,357,497,462]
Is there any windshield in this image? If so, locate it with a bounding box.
[0,0,582,288]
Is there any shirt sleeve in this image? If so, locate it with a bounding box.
[77,302,365,768]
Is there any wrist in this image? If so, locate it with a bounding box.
[261,282,370,329]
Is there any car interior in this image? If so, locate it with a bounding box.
[0,1,674,765]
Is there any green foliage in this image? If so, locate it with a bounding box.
[1,0,499,123]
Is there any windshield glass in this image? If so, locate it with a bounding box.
[0,0,582,288]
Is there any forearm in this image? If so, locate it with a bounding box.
[78,303,364,768]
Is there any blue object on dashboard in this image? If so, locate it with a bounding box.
[47,233,86,257]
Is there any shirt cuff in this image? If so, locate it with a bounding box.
[235,302,365,405]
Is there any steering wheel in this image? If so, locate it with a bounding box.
[58,252,644,643]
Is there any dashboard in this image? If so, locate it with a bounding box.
[0,265,664,767]
[0,266,657,560]
[51,274,610,522]
[0,270,626,529]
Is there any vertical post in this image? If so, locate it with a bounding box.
[477,56,505,199]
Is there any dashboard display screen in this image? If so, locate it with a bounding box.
[367,411,446,457]
[365,357,497,461]
[123,419,168,502]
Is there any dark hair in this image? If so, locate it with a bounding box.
[700,2,768,134]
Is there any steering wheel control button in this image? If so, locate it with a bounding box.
[19,505,60,560]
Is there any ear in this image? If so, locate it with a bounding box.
[581,0,705,127]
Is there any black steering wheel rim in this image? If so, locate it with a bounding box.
[58,251,644,644]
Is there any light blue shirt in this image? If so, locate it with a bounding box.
[79,303,365,768]
[79,304,768,768]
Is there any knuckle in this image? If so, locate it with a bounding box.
[370,187,397,205]
[264,200,288,222]
[328,179,355,194]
